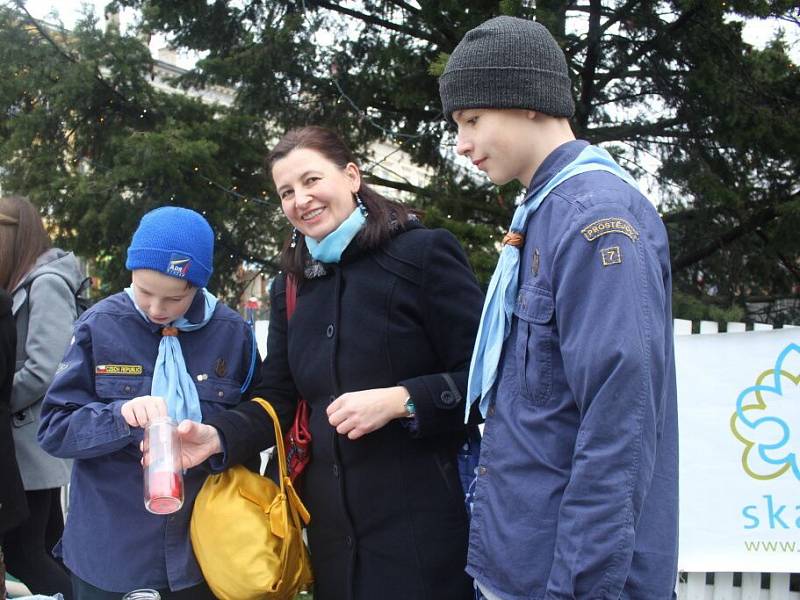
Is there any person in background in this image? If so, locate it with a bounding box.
[0,196,78,600]
[244,296,260,323]
[176,126,484,600]
[438,16,678,600]
[38,206,260,600]
[1,285,28,600]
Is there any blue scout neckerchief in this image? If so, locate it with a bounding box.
[125,287,217,423]
[304,205,366,263]
[465,144,639,420]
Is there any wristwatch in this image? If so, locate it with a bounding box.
[403,396,416,418]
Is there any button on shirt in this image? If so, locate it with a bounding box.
[38,292,256,593]
[467,141,679,599]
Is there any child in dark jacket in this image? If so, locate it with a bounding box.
[38,207,258,599]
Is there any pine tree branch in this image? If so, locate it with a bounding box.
[576,0,603,129]
[384,0,421,16]
[364,173,511,219]
[701,294,799,306]
[364,173,433,198]
[672,192,799,271]
[584,117,683,142]
[595,5,700,90]
[13,2,151,122]
[565,0,640,58]
[756,230,800,285]
[305,0,443,45]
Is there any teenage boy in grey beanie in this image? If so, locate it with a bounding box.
[440,16,678,600]
[38,207,259,599]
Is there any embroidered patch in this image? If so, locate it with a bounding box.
[600,246,622,266]
[532,248,540,276]
[95,364,144,375]
[581,218,639,242]
[166,253,191,279]
[214,358,227,378]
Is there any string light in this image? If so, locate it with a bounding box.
[331,76,438,143]
[192,170,273,206]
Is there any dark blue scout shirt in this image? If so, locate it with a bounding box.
[468,140,679,599]
[38,290,257,593]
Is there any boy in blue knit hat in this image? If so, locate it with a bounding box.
[38,207,259,599]
[439,16,678,600]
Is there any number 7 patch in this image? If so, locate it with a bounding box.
[600,246,622,266]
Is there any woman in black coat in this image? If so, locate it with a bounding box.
[1,286,29,598]
[180,126,483,600]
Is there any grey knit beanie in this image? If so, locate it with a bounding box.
[439,16,574,122]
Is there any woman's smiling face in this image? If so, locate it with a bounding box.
[272,148,360,242]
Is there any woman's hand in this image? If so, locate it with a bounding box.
[176,420,223,469]
[121,395,167,428]
[327,386,410,440]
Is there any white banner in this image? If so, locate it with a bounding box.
[677,327,800,572]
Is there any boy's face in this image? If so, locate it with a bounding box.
[131,269,196,325]
[453,108,538,186]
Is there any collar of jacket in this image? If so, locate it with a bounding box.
[122,287,206,333]
[525,139,590,201]
[311,216,424,270]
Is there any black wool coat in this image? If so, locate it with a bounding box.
[210,225,484,600]
[0,287,28,535]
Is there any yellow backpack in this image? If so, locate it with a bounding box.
[190,397,313,600]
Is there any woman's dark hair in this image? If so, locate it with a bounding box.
[0,196,52,291]
[266,126,416,278]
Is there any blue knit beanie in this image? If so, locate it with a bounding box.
[126,206,214,288]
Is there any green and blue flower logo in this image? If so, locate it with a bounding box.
[730,343,800,481]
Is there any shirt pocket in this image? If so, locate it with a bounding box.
[196,377,242,419]
[94,375,152,401]
[513,285,554,406]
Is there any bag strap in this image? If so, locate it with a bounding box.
[285,274,298,319]
[250,397,311,525]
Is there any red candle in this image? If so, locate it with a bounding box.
[145,471,183,514]
[143,417,184,515]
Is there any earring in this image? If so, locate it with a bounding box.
[355,193,369,217]
[290,227,299,249]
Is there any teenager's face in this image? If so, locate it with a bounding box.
[272,148,361,242]
[131,269,196,325]
[453,108,538,186]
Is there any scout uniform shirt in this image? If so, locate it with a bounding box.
[467,140,679,600]
[38,290,256,593]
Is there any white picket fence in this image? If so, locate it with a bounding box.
[675,318,799,600]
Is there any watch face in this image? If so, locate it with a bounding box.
[404,398,416,416]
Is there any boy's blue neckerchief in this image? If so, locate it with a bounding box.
[465,144,639,421]
[304,205,366,263]
[125,286,217,423]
